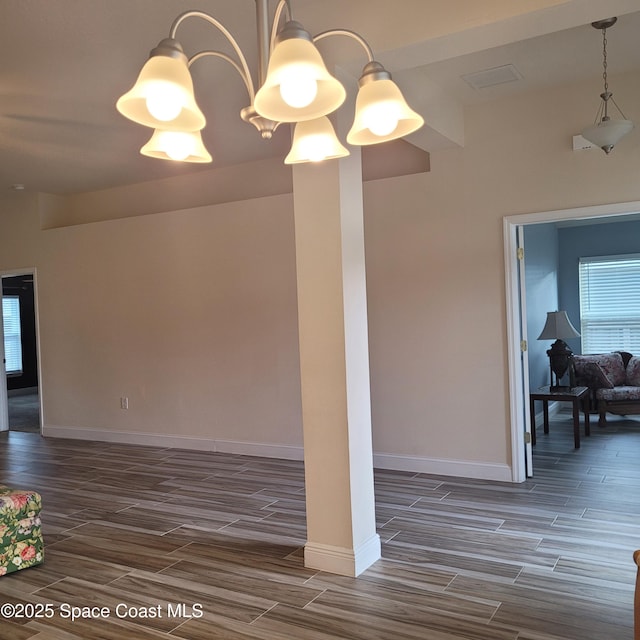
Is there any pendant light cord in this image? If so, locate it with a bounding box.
[598,24,629,121]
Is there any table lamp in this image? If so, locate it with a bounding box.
[537,310,581,390]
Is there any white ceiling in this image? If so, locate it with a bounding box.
[1,0,639,195]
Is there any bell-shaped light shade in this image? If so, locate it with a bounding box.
[582,118,634,154]
[284,117,349,164]
[537,311,580,341]
[254,21,346,123]
[140,129,212,163]
[347,62,424,146]
[116,38,206,132]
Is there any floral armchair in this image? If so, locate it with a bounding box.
[0,486,44,576]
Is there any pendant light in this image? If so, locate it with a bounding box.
[581,17,634,154]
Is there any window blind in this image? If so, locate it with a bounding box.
[579,253,640,354]
[2,296,23,375]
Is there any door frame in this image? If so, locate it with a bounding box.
[504,200,640,482]
[1,267,42,433]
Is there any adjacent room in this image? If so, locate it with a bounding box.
[525,216,640,458]
[1,1,639,639]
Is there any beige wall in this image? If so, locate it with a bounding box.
[365,69,640,473]
[1,193,304,452]
[1,70,639,477]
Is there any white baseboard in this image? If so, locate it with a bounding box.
[215,439,304,460]
[373,452,513,482]
[305,534,381,577]
[42,425,304,461]
[43,425,512,481]
[547,400,562,416]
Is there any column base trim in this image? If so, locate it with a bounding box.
[304,533,381,577]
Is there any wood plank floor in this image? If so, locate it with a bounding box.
[0,411,639,639]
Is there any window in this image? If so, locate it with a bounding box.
[2,296,23,375]
[579,254,640,354]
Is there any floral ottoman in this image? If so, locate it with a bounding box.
[0,486,44,576]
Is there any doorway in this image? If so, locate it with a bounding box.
[504,200,640,481]
[1,271,41,433]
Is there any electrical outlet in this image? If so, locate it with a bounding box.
[120,396,129,410]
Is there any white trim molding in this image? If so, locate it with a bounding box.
[304,534,381,577]
[374,452,512,482]
[42,425,305,460]
[44,425,512,481]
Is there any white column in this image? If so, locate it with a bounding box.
[292,141,380,577]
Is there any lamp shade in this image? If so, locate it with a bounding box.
[284,117,349,164]
[116,38,206,132]
[537,311,580,340]
[254,21,346,123]
[347,62,424,146]
[582,118,634,154]
[140,129,212,163]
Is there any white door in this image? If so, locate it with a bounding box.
[503,218,532,481]
[516,226,534,476]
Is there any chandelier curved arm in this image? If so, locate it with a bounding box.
[188,51,255,101]
[312,29,375,63]
[269,0,293,52]
[169,10,256,100]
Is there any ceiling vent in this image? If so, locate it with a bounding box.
[461,64,522,90]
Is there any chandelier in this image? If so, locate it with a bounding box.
[581,17,634,154]
[116,0,424,164]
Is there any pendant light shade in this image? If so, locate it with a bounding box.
[140,129,212,163]
[285,116,349,164]
[116,38,206,132]
[254,21,346,123]
[582,117,634,154]
[347,62,424,146]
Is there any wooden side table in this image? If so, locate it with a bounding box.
[529,386,590,449]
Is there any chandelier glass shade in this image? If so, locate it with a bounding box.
[140,129,213,163]
[116,0,424,164]
[285,116,349,164]
[253,21,347,122]
[116,39,206,132]
[348,62,424,145]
